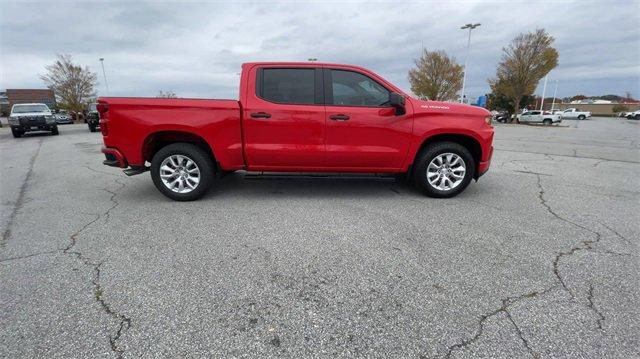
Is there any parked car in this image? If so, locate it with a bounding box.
[8,103,59,138]
[55,110,73,124]
[99,62,494,201]
[493,111,510,123]
[517,110,562,125]
[560,108,591,120]
[626,110,640,120]
[87,104,100,132]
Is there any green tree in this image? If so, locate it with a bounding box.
[488,29,558,122]
[40,54,97,121]
[408,50,463,101]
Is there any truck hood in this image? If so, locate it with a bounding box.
[411,98,490,117]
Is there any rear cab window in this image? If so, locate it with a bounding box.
[256,68,321,105]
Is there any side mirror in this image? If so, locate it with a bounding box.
[389,92,406,115]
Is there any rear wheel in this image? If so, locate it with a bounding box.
[11,128,23,138]
[150,143,215,201]
[89,124,96,132]
[543,119,552,126]
[412,142,475,198]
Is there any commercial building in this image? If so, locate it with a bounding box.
[5,89,57,111]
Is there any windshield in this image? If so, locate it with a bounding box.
[12,104,50,114]
[88,104,97,112]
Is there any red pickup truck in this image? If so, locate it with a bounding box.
[98,62,493,201]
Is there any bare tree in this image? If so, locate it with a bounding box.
[40,54,97,121]
[156,90,177,98]
[488,29,558,122]
[408,50,463,101]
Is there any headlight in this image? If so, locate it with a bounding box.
[485,116,493,126]
[8,116,19,125]
[45,115,56,123]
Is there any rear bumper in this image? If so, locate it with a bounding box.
[101,146,128,168]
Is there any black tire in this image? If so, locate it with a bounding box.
[150,143,215,201]
[543,119,552,126]
[578,115,585,120]
[412,142,475,198]
[89,125,96,132]
[51,126,59,135]
[11,128,23,138]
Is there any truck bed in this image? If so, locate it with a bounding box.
[100,97,244,169]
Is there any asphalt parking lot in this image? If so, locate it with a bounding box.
[1,117,638,358]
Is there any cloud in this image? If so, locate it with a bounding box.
[1,0,638,100]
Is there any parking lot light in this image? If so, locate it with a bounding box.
[460,23,481,103]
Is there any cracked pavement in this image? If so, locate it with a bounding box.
[1,118,638,358]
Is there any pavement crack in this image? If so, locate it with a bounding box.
[1,137,43,248]
[61,177,129,358]
[505,309,539,358]
[587,284,605,331]
[532,169,610,331]
[93,262,132,358]
[439,288,553,358]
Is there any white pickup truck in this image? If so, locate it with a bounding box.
[517,110,562,125]
[560,108,591,120]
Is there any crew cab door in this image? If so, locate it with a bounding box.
[242,66,326,170]
[323,68,412,170]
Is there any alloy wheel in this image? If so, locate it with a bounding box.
[159,155,201,193]
[426,153,466,191]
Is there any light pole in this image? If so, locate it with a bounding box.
[460,23,481,103]
[550,80,559,112]
[539,75,548,111]
[99,58,110,95]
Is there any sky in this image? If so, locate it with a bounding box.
[1,0,639,101]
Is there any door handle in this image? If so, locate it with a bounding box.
[329,114,350,121]
[250,112,271,119]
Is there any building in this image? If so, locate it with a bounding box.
[5,89,56,111]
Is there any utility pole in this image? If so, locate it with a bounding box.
[460,23,481,103]
[99,58,110,95]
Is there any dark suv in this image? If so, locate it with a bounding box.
[87,103,100,132]
[8,103,59,138]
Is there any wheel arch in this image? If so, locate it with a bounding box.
[412,133,482,179]
[142,130,216,164]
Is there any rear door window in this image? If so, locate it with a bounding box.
[259,68,316,105]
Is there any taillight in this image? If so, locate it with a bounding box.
[96,102,109,116]
[97,101,109,135]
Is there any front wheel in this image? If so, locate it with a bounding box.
[89,124,96,132]
[11,128,23,138]
[578,115,586,120]
[412,142,475,198]
[543,119,552,126]
[150,143,215,201]
[51,126,59,135]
